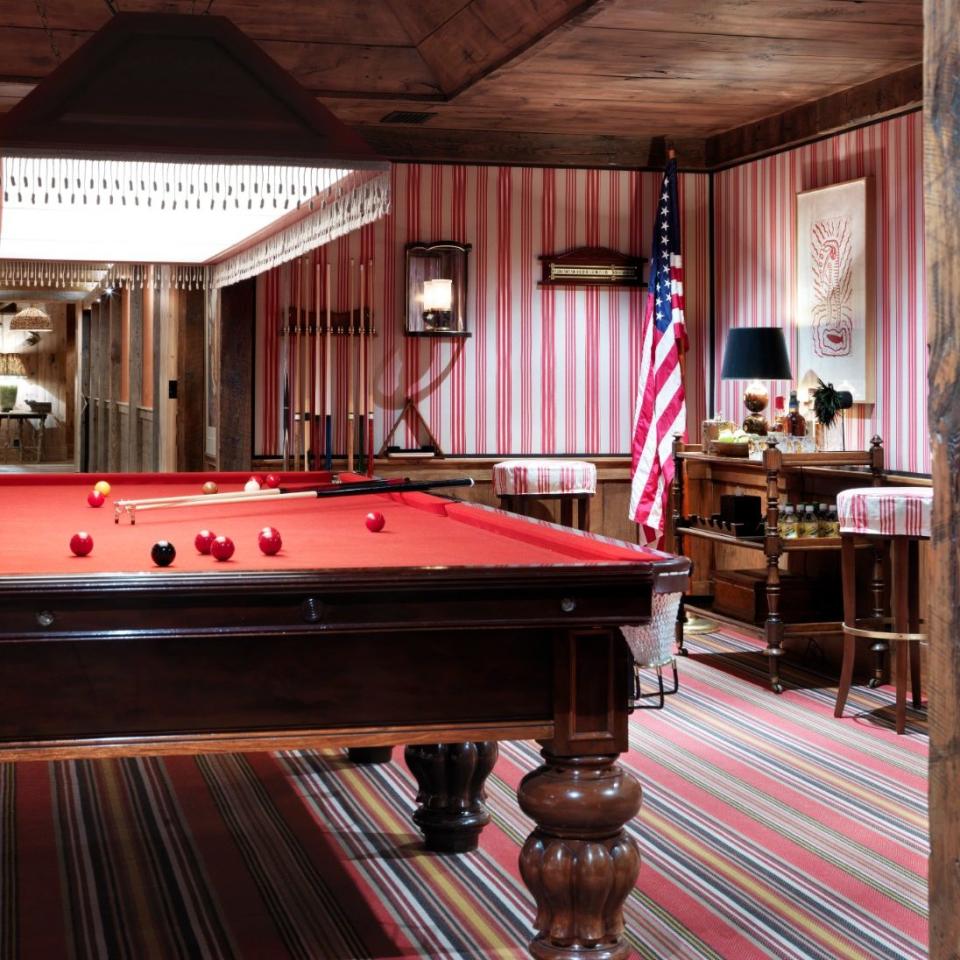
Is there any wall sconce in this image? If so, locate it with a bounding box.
[405,241,471,337]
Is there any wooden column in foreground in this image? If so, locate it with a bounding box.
[925,0,960,956]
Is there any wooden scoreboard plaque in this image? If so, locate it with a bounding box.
[538,246,646,288]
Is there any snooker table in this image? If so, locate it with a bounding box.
[0,470,689,960]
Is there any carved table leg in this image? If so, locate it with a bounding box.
[518,751,642,960]
[868,541,889,687]
[765,558,785,694]
[404,741,498,853]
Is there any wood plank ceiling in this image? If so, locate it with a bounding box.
[0,0,923,169]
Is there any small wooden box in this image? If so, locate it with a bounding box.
[712,569,840,625]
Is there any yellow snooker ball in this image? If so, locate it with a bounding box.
[202,480,219,495]
[94,480,111,496]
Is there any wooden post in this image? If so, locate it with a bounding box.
[358,261,366,472]
[925,0,960,954]
[324,262,333,470]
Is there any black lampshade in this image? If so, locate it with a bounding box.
[720,327,792,381]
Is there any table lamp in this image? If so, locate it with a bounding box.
[720,327,792,434]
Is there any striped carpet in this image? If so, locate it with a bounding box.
[0,628,927,960]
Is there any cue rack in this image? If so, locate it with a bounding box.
[278,255,375,475]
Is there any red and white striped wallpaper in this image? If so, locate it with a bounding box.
[254,164,711,457]
[714,112,927,474]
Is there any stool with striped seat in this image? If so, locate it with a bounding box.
[492,459,597,531]
[835,486,932,734]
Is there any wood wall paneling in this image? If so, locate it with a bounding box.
[128,289,144,471]
[177,289,206,472]
[925,0,960,952]
[108,293,122,471]
[218,278,256,470]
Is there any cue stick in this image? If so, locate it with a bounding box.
[313,258,321,467]
[366,258,375,477]
[281,267,291,471]
[300,254,309,470]
[347,257,356,472]
[324,262,333,470]
[358,261,366,473]
[117,477,474,522]
[294,257,303,470]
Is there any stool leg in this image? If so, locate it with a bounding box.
[835,535,858,719]
[560,497,573,528]
[577,495,590,531]
[892,538,909,734]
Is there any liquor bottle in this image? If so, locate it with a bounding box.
[779,505,797,540]
[773,396,787,432]
[817,502,830,537]
[825,505,840,538]
[786,390,807,437]
[802,504,818,537]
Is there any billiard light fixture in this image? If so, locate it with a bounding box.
[720,326,793,435]
[9,304,52,331]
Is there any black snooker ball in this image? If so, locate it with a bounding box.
[151,540,177,567]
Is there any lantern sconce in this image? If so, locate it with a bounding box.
[405,241,471,337]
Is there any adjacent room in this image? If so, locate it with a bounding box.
[0,3,956,959]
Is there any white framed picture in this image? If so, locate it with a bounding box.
[795,177,874,403]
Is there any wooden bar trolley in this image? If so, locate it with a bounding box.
[672,436,885,692]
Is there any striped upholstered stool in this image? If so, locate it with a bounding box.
[835,486,932,734]
[492,459,597,531]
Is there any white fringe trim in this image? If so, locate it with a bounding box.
[208,171,391,289]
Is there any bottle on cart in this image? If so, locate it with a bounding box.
[802,504,819,537]
[779,505,798,540]
[786,390,807,437]
[825,504,840,538]
[773,396,787,433]
[817,502,830,537]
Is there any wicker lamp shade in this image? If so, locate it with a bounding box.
[0,354,27,378]
[9,306,52,331]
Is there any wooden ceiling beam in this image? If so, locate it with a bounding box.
[354,124,707,170]
[706,63,922,168]
[390,0,614,99]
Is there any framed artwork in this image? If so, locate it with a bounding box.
[795,177,874,403]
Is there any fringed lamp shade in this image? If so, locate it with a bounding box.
[0,13,391,289]
[9,305,52,331]
[0,354,27,378]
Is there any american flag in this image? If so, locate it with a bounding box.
[629,157,688,546]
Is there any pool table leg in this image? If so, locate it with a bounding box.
[404,741,499,853]
[518,750,641,960]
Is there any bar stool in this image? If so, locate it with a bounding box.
[492,459,597,531]
[835,486,932,734]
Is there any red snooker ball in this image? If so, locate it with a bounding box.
[257,526,282,556]
[195,529,217,554]
[264,473,280,489]
[210,535,235,561]
[87,489,105,508]
[365,510,385,533]
[70,531,94,556]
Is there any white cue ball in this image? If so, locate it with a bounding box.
[244,478,262,493]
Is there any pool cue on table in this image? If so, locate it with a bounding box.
[358,260,366,473]
[347,257,356,472]
[115,477,474,523]
[366,258,375,477]
[324,262,333,470]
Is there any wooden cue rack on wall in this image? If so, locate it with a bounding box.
[276,257,375,475]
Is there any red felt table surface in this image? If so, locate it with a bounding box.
[0,472,662,576]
